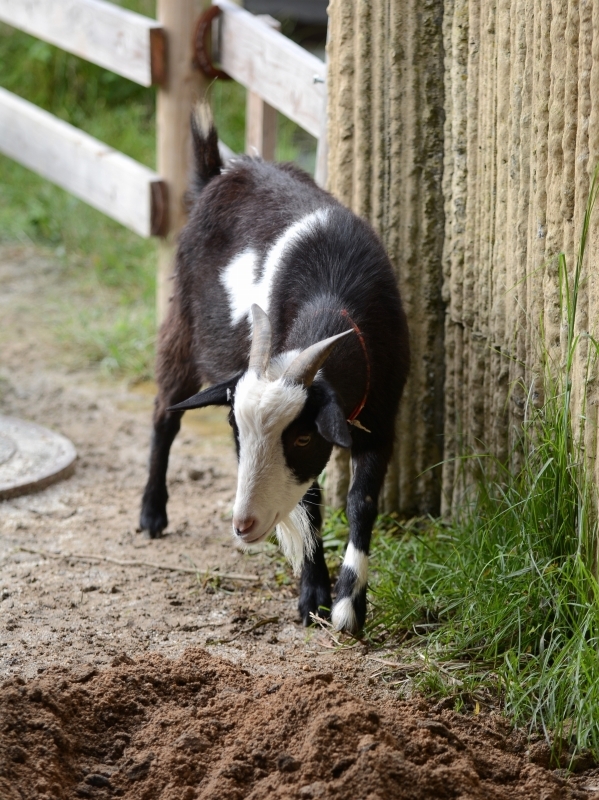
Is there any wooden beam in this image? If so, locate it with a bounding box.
[156,0,210,324]
[245,15,280,160]
[0,0,165,87]
[314,112,328,188]
[0,87,167,237]
[313,22,330,188]
[216,0,326,139]
[245,91,277,160]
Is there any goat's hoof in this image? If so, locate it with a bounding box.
[298,588,332,627]
[139,507,168,539]
[143,528,164,540]
[331,595,366,636]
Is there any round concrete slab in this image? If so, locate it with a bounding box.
[0,415,76,500]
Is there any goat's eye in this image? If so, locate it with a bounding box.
[294,434,312,447]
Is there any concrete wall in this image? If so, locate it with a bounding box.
[326,0,599,515]
[442,0,599,509]
[326,0,446,516]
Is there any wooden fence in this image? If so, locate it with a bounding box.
[0,0,327,315]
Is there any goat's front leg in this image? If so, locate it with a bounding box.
[298,482,331,625]
[331,444,392,634]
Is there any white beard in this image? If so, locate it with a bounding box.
[275,503,316,575]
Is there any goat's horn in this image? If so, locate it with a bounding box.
[248,304,272,376]
[282,329,353,387]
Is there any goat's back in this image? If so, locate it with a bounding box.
[172,158,408,418]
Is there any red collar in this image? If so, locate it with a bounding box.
[338,309,371,430]
[311,308,370,430]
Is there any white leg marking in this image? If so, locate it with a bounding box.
[331,597,358,633]
[343,543,369,594]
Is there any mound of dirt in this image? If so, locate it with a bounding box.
[0,648,587,800]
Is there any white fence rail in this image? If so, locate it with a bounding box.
[0,0,165,86]
[0,88,166,237]
[0,0,327,310]
[216,0,326,140]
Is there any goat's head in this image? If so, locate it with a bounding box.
[170,305,352,572]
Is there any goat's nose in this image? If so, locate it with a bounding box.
[233,517,256,538]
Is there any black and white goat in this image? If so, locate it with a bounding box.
[140,105,410,634]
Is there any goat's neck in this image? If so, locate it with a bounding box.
[282,299,368,418]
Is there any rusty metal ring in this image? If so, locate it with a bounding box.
[193,5,231,80]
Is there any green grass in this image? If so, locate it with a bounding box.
[0,9,158,379]
[0,7,315,380]
[363,167,599,764]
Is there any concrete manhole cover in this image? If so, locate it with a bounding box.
[0,433,16,466]
[0,415,76,500]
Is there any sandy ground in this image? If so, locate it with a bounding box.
[0,244,315,680]
[1,244,597,798]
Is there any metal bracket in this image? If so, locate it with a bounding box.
[193,5,231,80]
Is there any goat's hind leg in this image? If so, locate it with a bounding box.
[298,482,332,625]
[140,302,199,538]
[331,443,392,635]
[139,402,183,537]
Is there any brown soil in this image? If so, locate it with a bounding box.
[0,647,591,800]
[0,244,596,799]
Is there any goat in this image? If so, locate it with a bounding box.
[140,105,410,634]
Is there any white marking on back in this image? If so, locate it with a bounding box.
[220,208,330,326]
[220,249,259,325]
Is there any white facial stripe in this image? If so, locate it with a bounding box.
[234,370,306,438]
[232,371,312,566]
[220,208,330,325]
[331,597,358,633]
[343,543,369,592]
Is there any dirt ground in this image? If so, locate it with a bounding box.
[1,244,598,799]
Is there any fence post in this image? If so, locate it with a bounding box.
[156,0,210,325]
[245,15,279,160]
[314,22,329,188]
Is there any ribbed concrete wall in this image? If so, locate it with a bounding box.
[326,0,446,516]
[326,0,599,515]
[442,0,599,509]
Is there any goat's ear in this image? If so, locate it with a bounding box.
[168,374,241,411]
[315,398,352,449]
